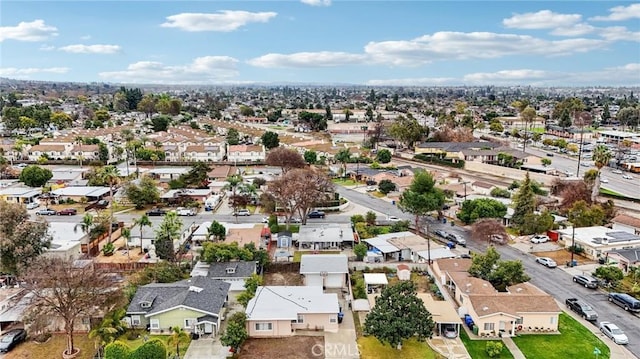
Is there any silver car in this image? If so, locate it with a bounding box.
[599,322,629,345]
[535,257,557,268]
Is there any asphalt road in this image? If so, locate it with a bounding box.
[522,146,640,200]
[336,186,640,358]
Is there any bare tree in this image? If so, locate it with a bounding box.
[268,168,334,226]
[265,147,306,174]
[22,257,122,358]
[471,219,508,245]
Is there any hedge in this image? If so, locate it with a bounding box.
[413,154,465,169]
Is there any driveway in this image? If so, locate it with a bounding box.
[323,294,359,359]
[183,337,230,359]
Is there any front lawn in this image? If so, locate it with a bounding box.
[117,332,191,358]
[5,334,96,359]
[333,178,358,186]
[459,328,514,359]
[357,337,442,359]
[293,250,341,262]
[513,313,610,359]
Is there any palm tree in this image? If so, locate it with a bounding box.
[134,215,152,254]
[168,326,189,358]
[88,308,127,349]
[75,213,95,255]
[75,135,84,168]
[591,145,613,202]
[121,227,131,261]
[99,166,120,244]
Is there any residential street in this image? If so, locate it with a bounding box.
[336,186,640,359]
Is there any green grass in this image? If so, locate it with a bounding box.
[274,224,300,233]
[512,313,610,359]
[599,187,624,197]
[531,127,545,134]
[293,250,341,262]
[268,125,288,130]
[333,178,358,186]
[357,337,443,359]
[6,334,96,359]
[371,191,386,198]
[118,333,191,358]
[459,328,514,359]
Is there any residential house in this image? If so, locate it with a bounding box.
[297,224,354,250]
[556,226,640,260]
[245,286,340,337]
[27,144,68,160]
[51,186,110,202]
[363,232,456,263]
[227,145,266,163]
[44,222,88,260]
[611,214,640,235]
[299,254,348,289]
[0,187,41,204]
[606,248,640,273]
[434,258,562,337]
[70,144,100,161]
[148,167,191,182]
[414,142,501,161]
[126,276,230,335]
[190,261,257,302]
[0,288,26,334]
[190,222,262,249]
[182,145,225,162]
[161,188,214,205]
[207,165,235,181]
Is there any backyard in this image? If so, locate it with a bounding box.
[357,337,443,359]
[512,313,610,359]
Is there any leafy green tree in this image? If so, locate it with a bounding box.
[364,281,434,349]
[124,176,160,209]
[489,121,504,133]
[399,170,445,234]
[354,242,367,260]
[19,165,53,187]
[568,200,606,227]
[226,128,240,145]
[154,212,182,261]
[486,341,504,358]
[457,198,508,224]
[260,131,280,149]
[0,201,51,274]
[151,115,170,132]
[168,326,189,358]
[237,274,263,307]
[489,260,530,291]
[490,188,511,198]
[200,242,253,263]
[511,172,536,232]
[594,266,624,285]
[304,150,318,164]
[541,158,552,166]
[220,312,248,353]
[131,261,186,286]
[207,221,226,241]
[375,149,392,164]
[558,108,572,129]
[365,211,377,226]
[591,145,612,201]
[137,94,156,118]
[351,214,365,224]
[519,211,554,235]
[389,114,427,148]
[133,215,152,254]
[469,246,501,280]
[104,341,132,359]
[378,179,396,194]
[89,308,127,348]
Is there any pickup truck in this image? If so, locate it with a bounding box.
[565,298,598,321]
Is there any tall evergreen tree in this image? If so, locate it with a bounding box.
[511,172,536,230]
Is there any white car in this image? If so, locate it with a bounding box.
[175,207,196,216]
[530,235,550,244]
[535,257,557,268]
[622,174,634,180]
[599,322,629,345]
[600,177,609,183]
[26,202,40,210]
[234,209,251,216]
[612,169,623,174]
[387,216,401,222]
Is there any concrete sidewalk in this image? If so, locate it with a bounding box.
[502,337,526,359]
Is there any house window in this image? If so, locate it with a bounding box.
[550,316,556,325]
[484,323,494,331]
[184,318,195,328]
[515,318,523,325]
[131,315,141,326]
[329,316,337,323]
[150,319,160,329]
[297,314,304,324]
[255,322,273,331]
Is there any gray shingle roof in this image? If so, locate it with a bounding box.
[127,276,230,317]
[206,261,256,278]
[300,254,348,274]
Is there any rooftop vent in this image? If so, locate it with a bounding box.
[189,286,203,293]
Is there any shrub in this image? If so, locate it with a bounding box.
[414,154,465,168]
[104,341,132,359]
[486,341,504,358]
[490,187,511,198]
[351,214,365,224]
[130,338,166,359]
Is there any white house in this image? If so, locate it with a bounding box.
[299,254,348,289]
[611,214,640,235]
[557,226,640,260]
[227,145,266,163]
[44,222,87,260]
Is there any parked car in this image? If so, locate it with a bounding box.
[599,322,629,345]
[435,229,448,238]
[530,234,550,244]
[57,208,77,216]
[386,216,401,222]
[446,233,466,247]
[234,209,251,216]
[26,202,39,210]
[608,292,640,312]
[535,257,557,268]
[307,210,326,219]
[146,208,167,216]
[612,169,623,174]
[565,298,598,321]
[546,153,554,157]
[261,216,271,223]
[443,324,458,339]
[573,274,599,289]
[622,174,634,180]
[35,208,57,216]
[95,199,109,209]
[175,207,196,216]
[365,186,377,192]
[0,329,27,353]
[600,177,609,183]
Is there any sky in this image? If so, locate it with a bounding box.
[1,1,639,86]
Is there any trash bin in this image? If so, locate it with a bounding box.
[443,218,447,224]
[571,260,577,267]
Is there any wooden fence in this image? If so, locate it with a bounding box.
[93,262,153,272]
[265,262,300,273]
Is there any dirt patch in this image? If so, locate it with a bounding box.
[532,249,596,266]
[264,272,304,286]
[239,336,324,359]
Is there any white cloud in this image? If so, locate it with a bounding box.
[366,77,457,86]
[247,51,368,68]
[160,11,277,32]
[598,26,640,42]
[503,10,582,30]
[551,23,595,36]
[80,35,91,40]
[463,69,557,83]
[591,4,640,21]
[301,0,331,6]
[58,44,121,54]
[98,56,239,83]
[0,19,58,42]
[0,67,69,76]
[39,44,55,51]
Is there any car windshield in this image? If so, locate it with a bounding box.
[1,335,12,343]
[610,328,623,335]
[582,305,592,310]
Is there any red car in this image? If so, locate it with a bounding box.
[57,208,77,216]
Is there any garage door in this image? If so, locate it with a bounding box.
[325,274,343,288]
[305,274,324,287]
